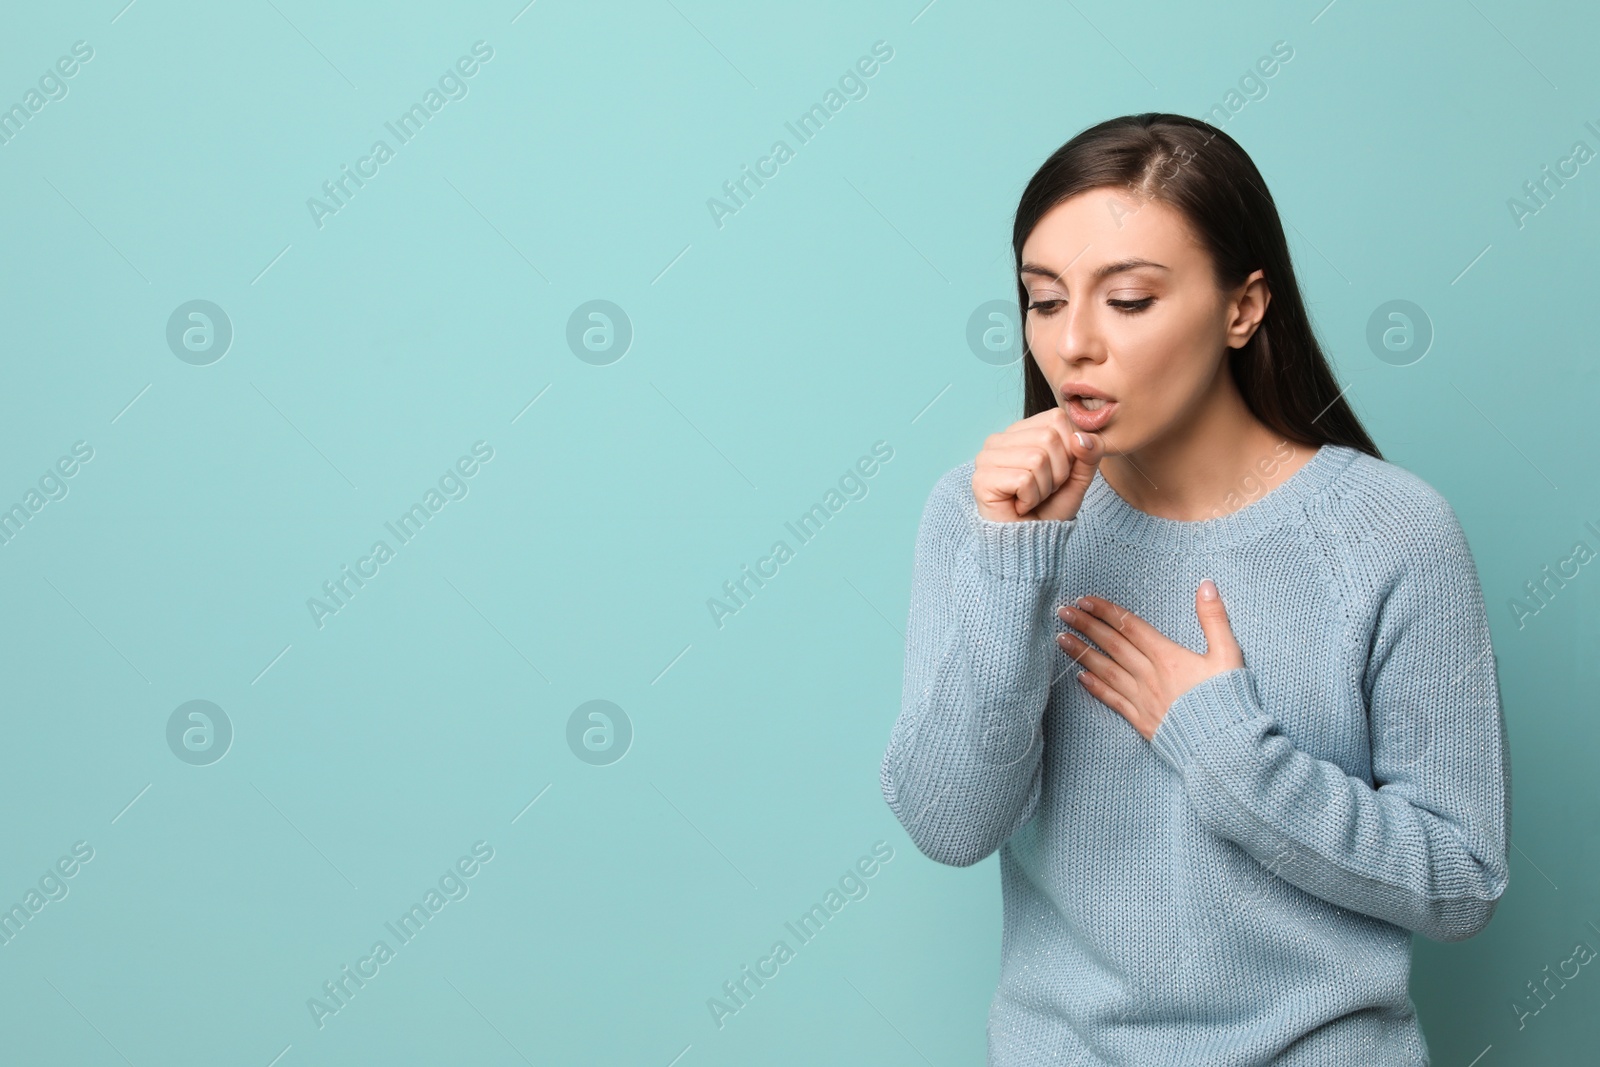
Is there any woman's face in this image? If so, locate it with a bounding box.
[1020,188,1266,453]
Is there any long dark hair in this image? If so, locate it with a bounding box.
[1013,112,1381,459]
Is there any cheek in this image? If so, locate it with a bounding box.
[1112,324,1218,433]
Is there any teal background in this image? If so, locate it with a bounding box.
[0,1,1595,1063]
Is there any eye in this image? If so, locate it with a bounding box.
[1028,297,1155,318]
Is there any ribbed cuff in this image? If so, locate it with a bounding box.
[972,514,1076,581]
[1149,667,1262,773]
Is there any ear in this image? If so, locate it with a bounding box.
[1226,269,1270,350]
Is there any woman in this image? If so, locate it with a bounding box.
[879,113,1510,1066]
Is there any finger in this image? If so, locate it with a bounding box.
[1060,599,1154,673]
[1056,630,1138,695]
[1034,409,1091,495]
[1010,405,1076,440]
[1024,431,1104,522]
[1058,430,1103,500]
[1073,666,1140,727]
[1004,408,1075,451]
[1073,596,1170,657]
[998,416,1075,487]
[974,454,1050,516]
[1195,579,1244,666]
[977,444,1066,514]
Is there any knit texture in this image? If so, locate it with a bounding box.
[879,443,1511,1066]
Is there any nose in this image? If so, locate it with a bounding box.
[1052,294,1106,369]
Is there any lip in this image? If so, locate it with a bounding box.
[1059,382,1117,431]
[1060,381,1113,401]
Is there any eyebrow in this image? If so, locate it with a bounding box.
[1019,257,1170,284]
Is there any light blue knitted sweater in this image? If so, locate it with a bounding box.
[880,442,1510,1066]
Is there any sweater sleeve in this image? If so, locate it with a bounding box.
[879,468,1077,868]
[1148,503,1511,943]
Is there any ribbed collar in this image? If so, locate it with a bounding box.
[1080,442,1358,551]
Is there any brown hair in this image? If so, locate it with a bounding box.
[1013,112,1381,459]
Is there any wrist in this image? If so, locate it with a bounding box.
[972,511,1076,580]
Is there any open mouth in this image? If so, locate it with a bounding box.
[1062,393,1117,430]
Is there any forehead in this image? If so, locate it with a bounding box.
[1020,189,1201,278]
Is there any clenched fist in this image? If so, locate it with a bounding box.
[973,408,1103,523]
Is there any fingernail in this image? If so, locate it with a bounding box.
[1073,432,1089,448]
[1199,578,1218,601]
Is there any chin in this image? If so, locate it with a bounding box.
[1081,422,1116,447]
[1092,426,1134,458]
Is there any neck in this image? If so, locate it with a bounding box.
[1098,366,1314,522]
